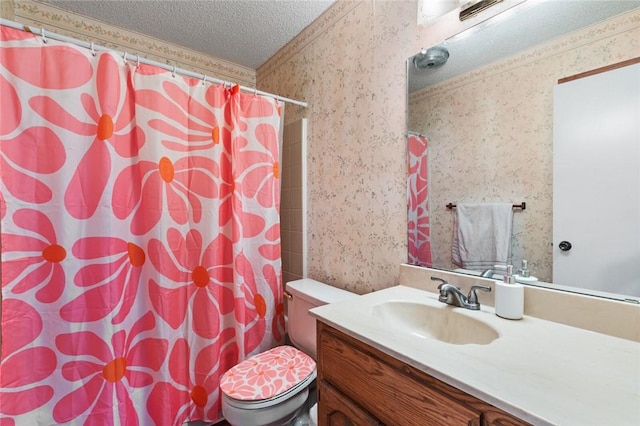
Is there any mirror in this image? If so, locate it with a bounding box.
[407,0,640,301]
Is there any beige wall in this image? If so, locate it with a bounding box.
[7,0,255,86]
[409,10,640,282]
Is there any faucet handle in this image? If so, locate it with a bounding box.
[430,277,447,291]
[431,277,461,291]
[468,285,492,304]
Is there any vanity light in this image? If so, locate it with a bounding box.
[459,0,504,21]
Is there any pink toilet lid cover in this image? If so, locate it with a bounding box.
[220,345,316,401]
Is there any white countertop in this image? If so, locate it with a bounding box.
[310,285,640,426]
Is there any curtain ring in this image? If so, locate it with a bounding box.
[135,53,140,69]
[172,66,177,78]
[202,74,207,86]
[90,42,96,57]
[123,51,128,64]
[254,87,258,97]
[41,28,48,44]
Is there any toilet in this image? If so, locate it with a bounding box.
[220,278,356,426]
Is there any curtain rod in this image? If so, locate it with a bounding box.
[0,19,308,108]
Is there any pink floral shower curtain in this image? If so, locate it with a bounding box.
[0,26,285,425]
[407,133,432,267]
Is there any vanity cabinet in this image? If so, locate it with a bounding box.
[317,321,530,426]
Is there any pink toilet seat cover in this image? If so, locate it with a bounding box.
[220,345,316,401]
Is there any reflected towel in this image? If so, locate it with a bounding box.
[451,203,513,269]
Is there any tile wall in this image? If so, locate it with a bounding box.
[281,119,307,285]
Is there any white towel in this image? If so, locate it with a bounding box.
[451,203,514,269]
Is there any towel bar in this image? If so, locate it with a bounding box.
[446,202,526,210]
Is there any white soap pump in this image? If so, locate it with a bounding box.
[495,264,524,320]
[514,259,538,284]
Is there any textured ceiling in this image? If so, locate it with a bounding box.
[409,0,640,93]
[45,0,336,69]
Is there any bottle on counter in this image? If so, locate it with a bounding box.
[495,264,524,320]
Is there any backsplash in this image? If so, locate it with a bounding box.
[399,264,640,342]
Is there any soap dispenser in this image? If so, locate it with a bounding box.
[514,259,538,284]
[495,264,524,320]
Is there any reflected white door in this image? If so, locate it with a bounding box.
[553,63,640,297]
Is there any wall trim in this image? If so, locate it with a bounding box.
[14,0,255,86]
[558,56,640,84]
[257,0,364,79]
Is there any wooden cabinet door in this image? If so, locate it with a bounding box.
[318,380,381,426]
[319,326,481,426]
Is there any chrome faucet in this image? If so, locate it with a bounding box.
[481,269,507,279]
[431,277,491,310]
[480,269,497,278]
[481,264,508,278]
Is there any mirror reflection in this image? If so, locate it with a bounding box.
[407,0,640,301]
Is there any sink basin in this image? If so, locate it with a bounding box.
[372,301,499,345]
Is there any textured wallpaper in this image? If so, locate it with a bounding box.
[0,0,14,20]
[258,1,419,294]
[10,0,255,86]
[409,10,640,282]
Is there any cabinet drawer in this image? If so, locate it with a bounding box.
[318,326,481,426]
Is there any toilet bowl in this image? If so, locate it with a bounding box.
[309,402,318,426]
[220,278,356,426]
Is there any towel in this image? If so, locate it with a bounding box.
[451,203,513,269]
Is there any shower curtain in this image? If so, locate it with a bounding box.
[0,26,285,425]
[407,133,432,267]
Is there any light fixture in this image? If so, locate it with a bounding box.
[459,0,504,21]
[413,46,450,70]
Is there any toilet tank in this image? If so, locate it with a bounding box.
[285,278,356,359]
